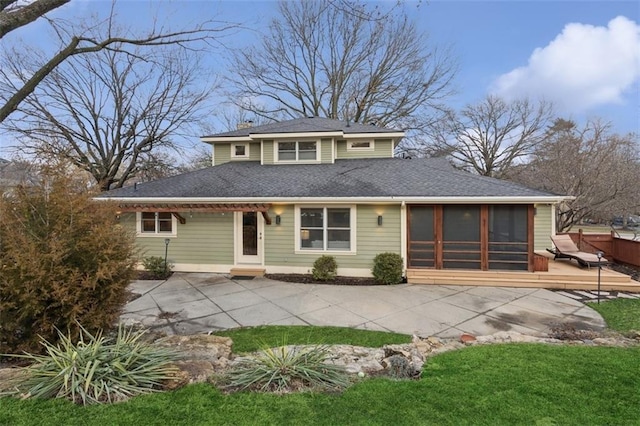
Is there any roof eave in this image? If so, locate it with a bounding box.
[98,195,570,204]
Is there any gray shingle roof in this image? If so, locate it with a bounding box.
[202,117,402,138]
[101,158,559,199]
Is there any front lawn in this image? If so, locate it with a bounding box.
[590,298,640,333]
[2,342,638,425]
[215,325,411,352]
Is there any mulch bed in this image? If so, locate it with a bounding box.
[609,263,640,282]
[265,274,383,286]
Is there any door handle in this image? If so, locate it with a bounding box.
[259,232,262,240]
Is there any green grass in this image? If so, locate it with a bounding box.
[215,325,411,352]
[2,344,639,425]
[591,298,640,333]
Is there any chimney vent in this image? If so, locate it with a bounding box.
[236,120,253,130]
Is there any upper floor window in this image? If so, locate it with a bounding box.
[137,212,176,236]
[232,143,249,158]
[277,141,318,162]
[347,141,374,151]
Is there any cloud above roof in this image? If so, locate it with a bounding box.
[491,16,639,112]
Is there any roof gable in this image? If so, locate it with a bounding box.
[201,117,403,140]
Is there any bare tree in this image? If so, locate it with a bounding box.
[0,0,69,38]
[4,42,213,191]
[226,0,455,133]
[507,119,640,232]
[0,0,233,123]
[426,95,553,177]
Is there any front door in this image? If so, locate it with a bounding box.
[236,211,263,264]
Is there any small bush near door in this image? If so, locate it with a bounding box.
[312,256,338,281]
[372,253,404,285]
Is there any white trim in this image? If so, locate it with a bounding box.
[200,136,252,143]
[211,144,215,166]
[201,132,404,144]
[551,204,557,235]
[231,143,250,159]
[234,211,264,265]
[347,140,374,151]
[135,212,177,237]
[342,132,404,139]
[400,201,407,272]
[260,140,264,164]
[104,196,570,204]
[274,140,320,164]
[266,265,373,277]
[294,205,357,254]
[332,138,337,163]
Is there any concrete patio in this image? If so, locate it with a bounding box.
[122,273,610,338]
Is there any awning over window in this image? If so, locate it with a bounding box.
[116,203,272,213]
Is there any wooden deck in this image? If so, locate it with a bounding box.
[407,252,640,292]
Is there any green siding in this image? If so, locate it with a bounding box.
[320,139,334,163]
[336,139,394,159]
[534,204,553,251]
[213,142,261,166]
[262,140,274,164]
[213,144,231,166]
[265,204,401,272]
[122,212,234,265]
[248,142,261,161]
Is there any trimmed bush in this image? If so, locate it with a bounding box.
[0,169,137,354]
[372,252,404,285]
[142,256,173,279]
[312,255,338,281]
[7,324,179,405]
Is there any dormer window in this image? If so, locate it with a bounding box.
[277,141,318,162]
[347,141,374,151]
[232,143,249,158]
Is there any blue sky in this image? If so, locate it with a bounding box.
[1,0,638,156]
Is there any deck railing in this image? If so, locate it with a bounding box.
[567,230,640,268]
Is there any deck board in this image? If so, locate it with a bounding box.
[407,251,640,292]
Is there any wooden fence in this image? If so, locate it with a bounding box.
[566,230,640,268]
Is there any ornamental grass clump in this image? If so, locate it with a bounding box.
[223,343,348,394]
[6,324,179,405]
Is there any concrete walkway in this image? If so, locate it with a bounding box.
[122,273,605,338]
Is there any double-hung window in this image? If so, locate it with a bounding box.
[138,212,176,236]
[277,141,317,162]
[298,207,354,252]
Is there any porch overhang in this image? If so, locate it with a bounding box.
[116,203,272,213]
[116,203,273,224]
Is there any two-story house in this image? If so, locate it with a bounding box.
[101,117,565,280]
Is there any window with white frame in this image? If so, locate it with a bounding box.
[138,212,176,236]
[231,143,249,158]
[347,141,374,151]
[298,207,354,251]
[277,141,318,162]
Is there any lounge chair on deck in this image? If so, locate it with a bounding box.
[549,234,607,268]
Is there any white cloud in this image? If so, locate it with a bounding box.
[491,16,640,112]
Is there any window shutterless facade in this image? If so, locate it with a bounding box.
[296,206,355,253]
[137,212,176,236]
[231,143,249,158]
[277,141,318,162]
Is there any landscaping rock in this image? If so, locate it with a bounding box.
[460,333,477,344]
[155,334,233,367]
[0,368,27,393]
